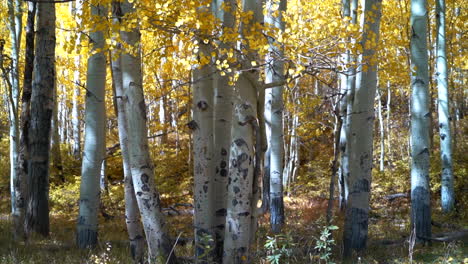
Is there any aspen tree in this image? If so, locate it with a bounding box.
[343,0,382,258]
[265,0,286,233]
[410,0,432,241]
[77,2,107,248]
[436,0,454,212]
[111,2,145,262]
[120,2,177,262]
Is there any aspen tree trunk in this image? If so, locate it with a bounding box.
[410,0,432,242]
[26,0,56,237]
[211,0,236,261]
[77,3,107,248]
[386,81,392,162]
[110,3,145,262]
[343,0,382,258]
[192,4,216,262]
[338,0,358,210]
[120,2,177,263]
[436,0,454,213]
[51,86,64,183]
[265,0,286,234]
[377,88,385,171]
[7,0,22,231]
[16,2,36,240]
[71,0,82,160]
[223,0,263,262]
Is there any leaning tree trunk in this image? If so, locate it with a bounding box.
[15,1,35,241]
[110,2,145,262]
[265,0,286,234]
[410,0,432,243]
[76,3,107,248]
[120,2,177,263]
[436,0,454,213]
[26,0,56,237]
[7,0,22,236]
[342,0,382,258]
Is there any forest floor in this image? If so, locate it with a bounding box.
[0,194,466,264]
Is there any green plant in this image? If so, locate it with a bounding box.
[264,232,295,264]
[314,224,338,264]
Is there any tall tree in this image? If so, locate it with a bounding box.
[111,1,145,262]
[120,2,177,263]
[7,0,22,236]
[338,0,358,210]
[211,0,236,261]
[26,0,56,237]
[76,2,107,248]
[71,0,83,160]
[436,0,454,213]
[264,0,286,233]
[343,0,382,258]
[410,0,431,242]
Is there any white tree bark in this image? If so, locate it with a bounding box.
[77,3,107,248]
[110,36,145,264]
[72,1,82,160]
[7,0,22,231]
[343,0,382,257]
[436,0,454,213]
[120,2,176,263]
[410,0,432,242]
[265,0,286,234]
[377,87,385,171]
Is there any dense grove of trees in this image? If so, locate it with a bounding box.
[0,0,466,263]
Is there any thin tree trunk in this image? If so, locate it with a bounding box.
[76,3,107,248]
[7,0,22,236]
[343,0,382,258]
[265,0,286,234]
[377,87,385,171]
[26,0,56,237]
[51,85,64,183]
[436,0,454,213]
[120,2,177,263]
[109,7,145,259]
[410,0,432,242]
[71,0,82,160]
[15,1,35,241]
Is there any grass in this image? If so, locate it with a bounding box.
[0,194,466,263]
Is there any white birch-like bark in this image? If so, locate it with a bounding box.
[72,1,82,160]
[338,0,358,210]
[377,88,385,171]
[343,0,382,257]
[436,0,454,213]
[7,0,22,229]
[120,2,176,263]
[110,30,145,262]
[211,0,236,261]
[76,3,107,248]
[265,0,286,234]
[410,0,432,242]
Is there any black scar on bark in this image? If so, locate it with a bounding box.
[197,100,208,110]
[238,212,250,216]
[141,173,149,183]
[232,199,238,206]
[138,100,147,120]
[233,186,240,193]
[216,208,227,216]
[187,120,198,130]
[242,168,249,179]
[347,207,369,251]
[220,161,227,168]
[141,184,150,192]
[136,191,143,196]
[231,158,237,168]
[221,148,227,156]
[203,185,208,193]
[237,153,248,164]
[220,169,228,177]
[234,138,247,147]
